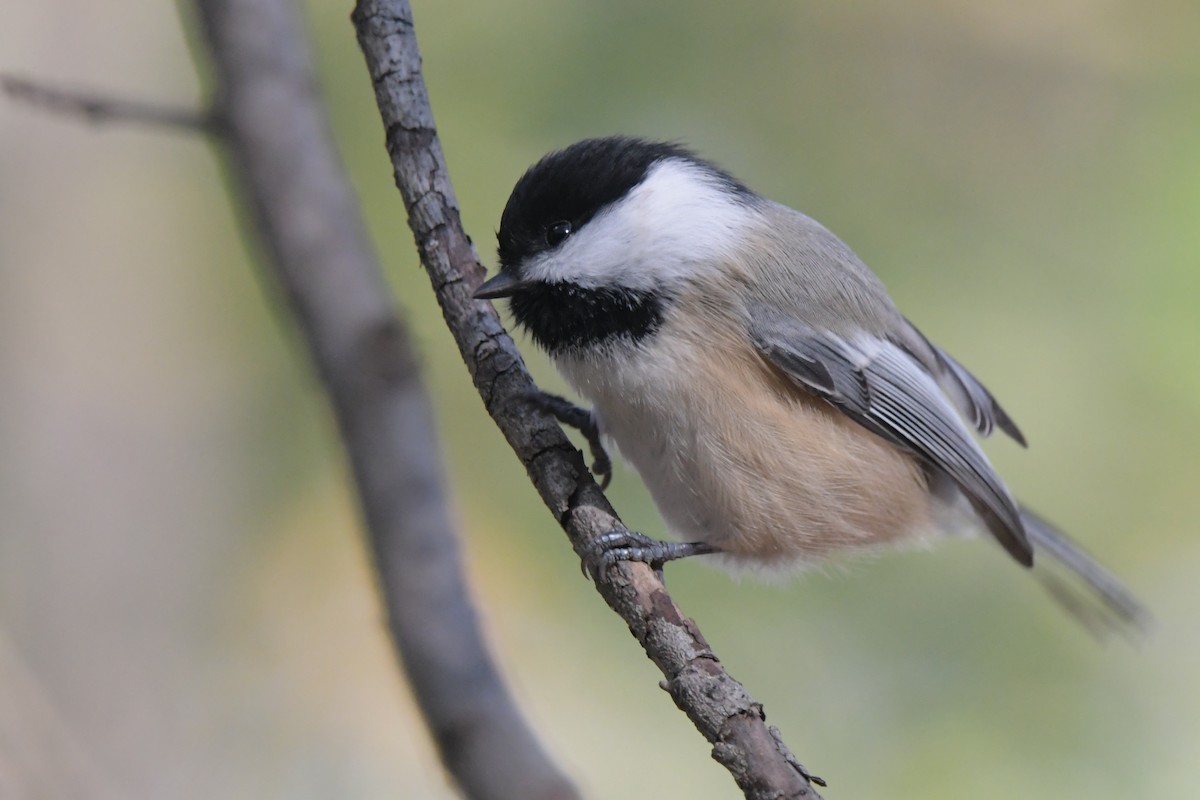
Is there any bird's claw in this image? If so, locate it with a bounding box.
[588,441,613,490]
[516,390,613,489]
[580,529,717,582]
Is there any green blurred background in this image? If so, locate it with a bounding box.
[2,1,1198,797]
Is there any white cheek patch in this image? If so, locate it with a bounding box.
[523,159,759,291]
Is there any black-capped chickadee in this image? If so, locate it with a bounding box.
[475,136,1146,632]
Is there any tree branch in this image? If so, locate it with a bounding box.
[186,1,578,798]
[351,2,825,797]
[1,74,213,132]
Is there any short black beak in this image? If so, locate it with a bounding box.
[473,272,530,300]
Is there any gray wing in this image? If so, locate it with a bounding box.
[899,319,1026,446]
[750,311,1033,567]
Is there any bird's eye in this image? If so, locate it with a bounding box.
[545,220,573,247]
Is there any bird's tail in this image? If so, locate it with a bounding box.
[1020,506,1151,639]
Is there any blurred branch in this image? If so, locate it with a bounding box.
[3,9,578,798]
[1,74,213,131]
[185,2,578,798]
[351,2,825,798]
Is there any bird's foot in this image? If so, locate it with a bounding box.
[582,529,718,582]
[518,390,612,489]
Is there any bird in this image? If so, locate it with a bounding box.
[474,135,1147,634]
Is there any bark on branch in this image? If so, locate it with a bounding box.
[351,2,825,797]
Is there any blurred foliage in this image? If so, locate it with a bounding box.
[1,0,1197,798]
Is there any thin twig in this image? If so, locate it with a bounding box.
[1,74,214,132]
[351,2,825,797]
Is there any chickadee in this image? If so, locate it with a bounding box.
[475,136,1146,631]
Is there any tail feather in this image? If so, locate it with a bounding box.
[1020,506,1151,638]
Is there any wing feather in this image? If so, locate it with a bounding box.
[900,320,1027,446]
[750,311,1033,566]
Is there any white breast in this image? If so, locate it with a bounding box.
[559,333,706,518]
